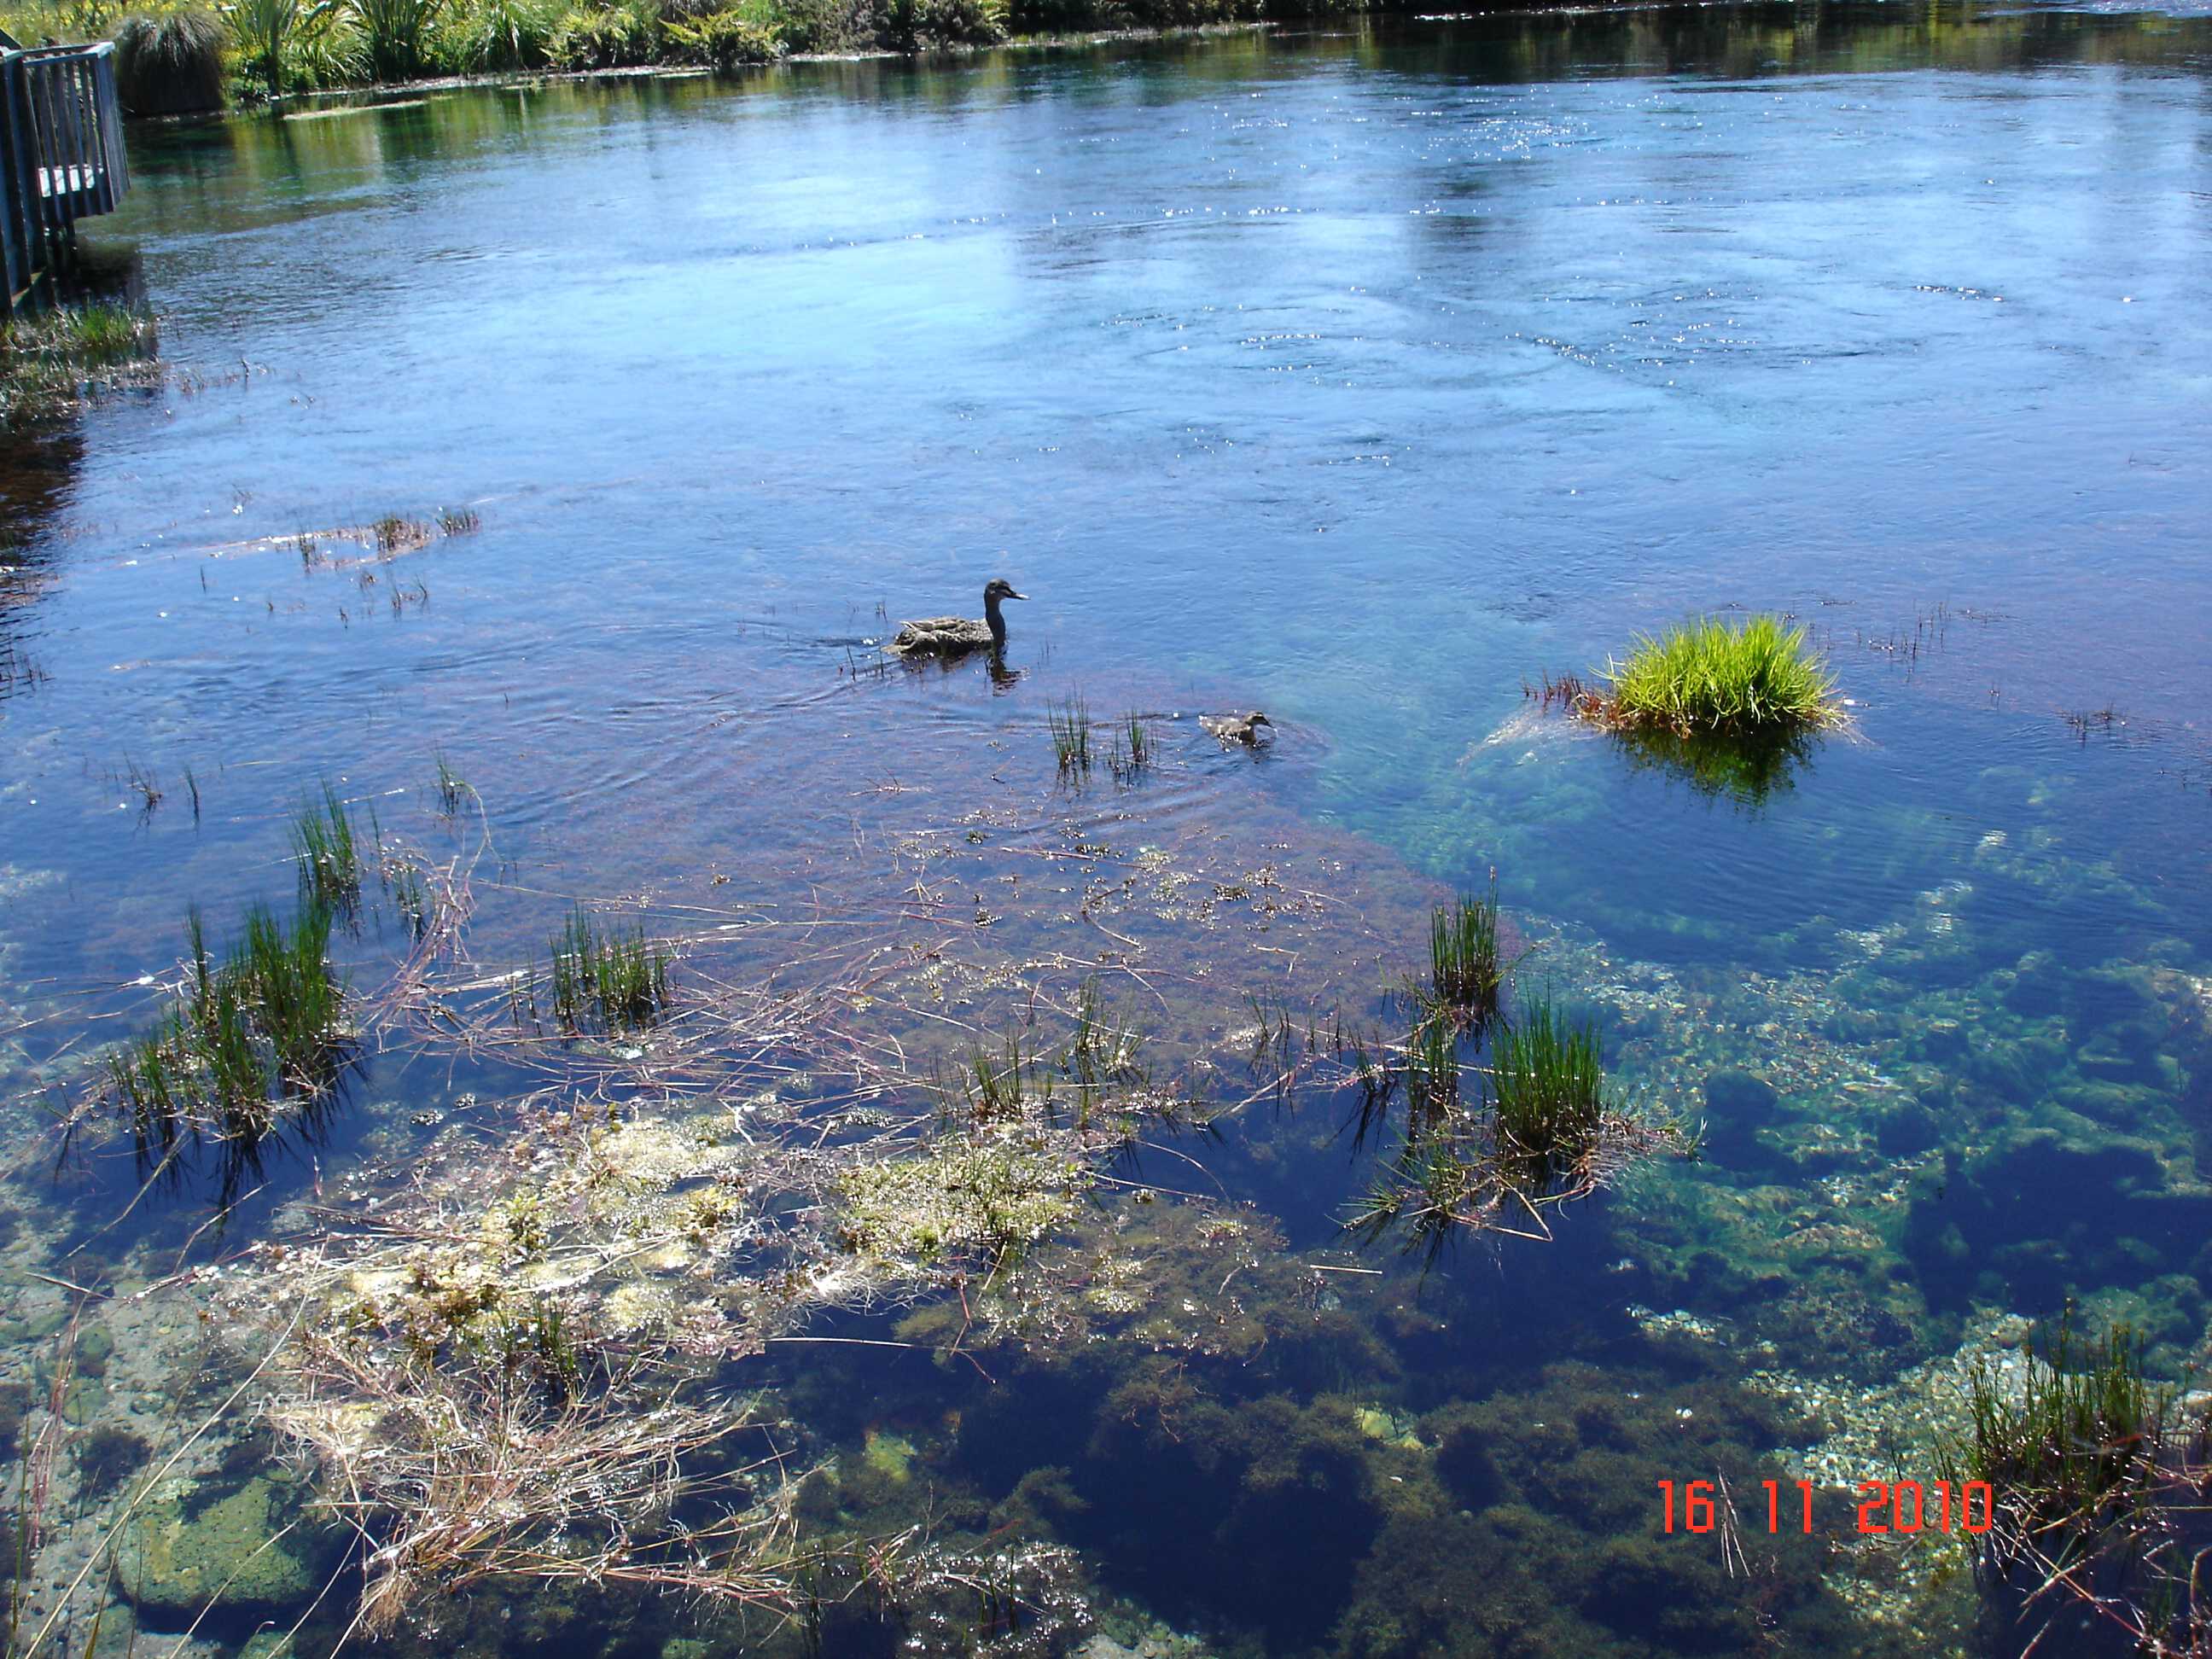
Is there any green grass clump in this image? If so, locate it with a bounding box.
[1048,694,1091,779]
[371,514,433,555]
[932,1028,1031,1123]
[1347,1131,1470,1262]
[102,902,349,1195]
[113,9,227,113]
[1061,981,1144,1118]
[1107,712,1151,783]
[432,748,466,815]
[290,783,362,911]
[1953,1314,2168,1563]
[549,906,671,1033]
[227,0,306,95]
[1426,882,1512,1027]
[1,304,160,426]
[1487,997,1604,1177]
[1601,614,1838,736]
[350,0,439,78]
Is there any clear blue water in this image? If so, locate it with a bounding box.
[3,5,2211,1654]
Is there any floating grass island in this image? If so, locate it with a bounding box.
[1525,615,1845,803]
[1595,614,1841,736]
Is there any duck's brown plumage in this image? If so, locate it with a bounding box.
[888,579,1026,656]
[1201,711,1273,747]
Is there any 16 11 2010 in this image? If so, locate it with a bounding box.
[1656,1477,1996,1536]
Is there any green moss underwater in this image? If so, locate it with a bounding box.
[0,686,2197,1659]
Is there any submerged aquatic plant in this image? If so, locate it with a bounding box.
[117,754,163,815]
[0,637,48,690]
[840,1132,1085,1275]
[549,906,672,1033]
[1401,1012,1460,1124]
[1596,614,1839,736]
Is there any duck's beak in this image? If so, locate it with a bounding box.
[1008,590,1028,602]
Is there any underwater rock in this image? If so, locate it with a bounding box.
[2000,952,2068,1017]
[1074,1636,1181,1659]
[1874,1098,1941,1157]
[1904,1128,2203,1305]
[2074,1022,2166,1086]
[1915,1017,1969,1062]
[113,1475,329,1622]
[2068,965,2163,1033]
[73,1325,115,1377]
[59,1376,105,1424]
[863,1426,918,1483]
[1431,1424,1502,1511]
[1963,1031,2068,1103]
[1699,1069,1783,1170]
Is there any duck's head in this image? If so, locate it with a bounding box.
[985,579,1027,605]
[1243,712,1272,732]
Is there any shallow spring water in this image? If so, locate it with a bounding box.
[3,3,2211,1654]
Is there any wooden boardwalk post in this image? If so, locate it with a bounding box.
[1,38,129,318]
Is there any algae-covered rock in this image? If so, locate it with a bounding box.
[1873,1097,1941,1157]
[114,1476,324,1620]
[1700,1069,1783,1171]
[863,1426,917,1483]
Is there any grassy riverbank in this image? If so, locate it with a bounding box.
[0,0,1392,105]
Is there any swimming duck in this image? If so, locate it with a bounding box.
[1200,711,1273,748]
[888,579,1027,656]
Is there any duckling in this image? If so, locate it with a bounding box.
[888,579,1027,656]
[1200,711,1273,748]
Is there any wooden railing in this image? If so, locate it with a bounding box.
[1,41,130,317]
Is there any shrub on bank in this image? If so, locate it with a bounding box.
[664,4,781,65]
[442,0,562,70]
[112,9,226,113]
[350,0,440,79]
[8,0,1416,108]
[544,1,656,66]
